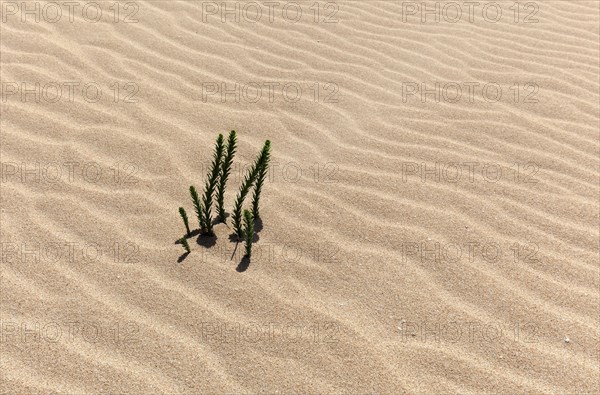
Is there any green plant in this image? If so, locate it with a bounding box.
[180,237,191,254]
[190,185,203,230]
[217,130,237,222]
[251,140,271,219]
[231,139,272,239]
[231,166,255,239]
[201,134,225,236]
[243,209,254,257]
[179,207,191,236]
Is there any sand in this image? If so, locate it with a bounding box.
[1,1,599,393]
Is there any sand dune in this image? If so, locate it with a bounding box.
[1,1,599,393]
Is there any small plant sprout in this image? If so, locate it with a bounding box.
[231,163,258,239]
[231,139,272,239]
[177,132,272,266]
[251,140,271,219]
[179,207,191,236]
[180,237,191,254]
[243,209,254,258]
[217,130,237,222]
[190,185,203,230]
[201,134,225,236]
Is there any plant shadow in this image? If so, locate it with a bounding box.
[230,241,239,260]
[174,229,201,244]
[236,255,250,272]
[197,234,217,248]
[254,217,263,233]
[215,213,230,224]
[228,232,260,243]
[174,214,260,267]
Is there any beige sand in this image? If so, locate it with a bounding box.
[1,1,598,393]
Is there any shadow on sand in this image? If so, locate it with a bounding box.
[236,255,250,272]
[175,214,262,272]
